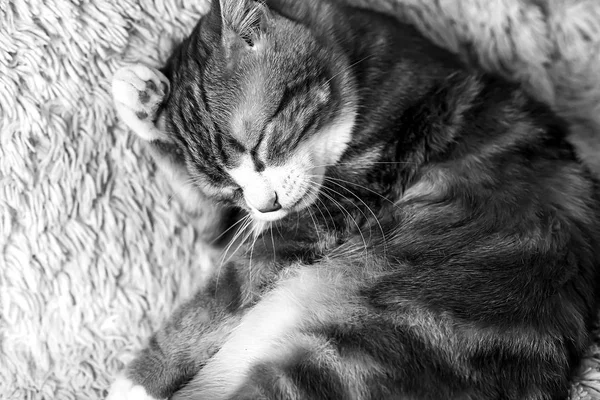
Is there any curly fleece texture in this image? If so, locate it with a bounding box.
[1,0,599,399]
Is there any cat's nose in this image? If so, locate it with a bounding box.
[243,184,282,213]
[255,192,282,214]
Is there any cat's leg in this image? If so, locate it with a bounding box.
[111,64,192,204]
[171,263,430,400]
[170,263,378,400]
[111,64,171,142]
[111,64,193,207]
[111,64,231,233]
[106,264,246,400]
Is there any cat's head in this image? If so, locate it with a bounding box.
[163,0,357,222]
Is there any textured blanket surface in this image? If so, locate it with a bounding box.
[1,0,599,399]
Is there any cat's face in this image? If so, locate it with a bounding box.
[164,0,356,222]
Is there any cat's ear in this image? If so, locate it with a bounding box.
[203,0,225,44]
[218,0,271,58]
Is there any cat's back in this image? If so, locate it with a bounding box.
[328,0,600,328]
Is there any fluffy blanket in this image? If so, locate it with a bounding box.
[1,0,599,399]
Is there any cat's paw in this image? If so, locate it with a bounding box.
[106,376,164,400]
[112,64,170,142]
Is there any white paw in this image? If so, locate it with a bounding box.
[106,376,164,400]
[112,64,171,142]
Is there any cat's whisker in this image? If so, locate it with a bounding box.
[218,216,251,262]
[306,173,393,205]
[319,184,371,234]
[312,161,419,169]
[324,54,375,87]
[217,226,256,290]
[269,225,276,264]
[297,180,324,242]
[313,183,369,260]
[305,187,342,260]
[323,178,388,257]
[215,215,252,291]
[221,216,251,255]
[302,181,336,236]
[307,201,322,245]
[219,216,252,269]
[275,220,284,239]
[299,185,330,271]
[247,230,260,284]
[225,218,252,263]
[312,192,333,234]
[319,186,371,254]
[210,214,251,245]
[223,226,255,268]
[319,191,369,261]
[295,208,301,236]
[324,176,394,205]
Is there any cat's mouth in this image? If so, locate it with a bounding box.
[246,179,323,222]
[249,207,289,222]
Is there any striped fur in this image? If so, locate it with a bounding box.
[108,0,600,399]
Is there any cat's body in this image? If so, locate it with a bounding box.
[108,0,600,399]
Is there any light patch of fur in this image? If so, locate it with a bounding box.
[230,68,269,146]
[112,64,171,142]
[228,154,277,211]
[400,168,449,203]
[107,376,163,400]
[295,332,385,400]
[343,145,384,168]
[272,332,379,400]
[173,266,353,400]
[227,153,315,222]
[302,109,357,171]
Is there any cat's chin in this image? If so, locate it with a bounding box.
[250,208,289,222]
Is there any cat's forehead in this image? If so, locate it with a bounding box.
[216,48,315,141]
[225,56,281,144]
[230,90,267,144]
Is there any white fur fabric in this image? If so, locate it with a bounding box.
[1,0,599,399]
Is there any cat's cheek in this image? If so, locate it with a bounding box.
[106,376,164,400]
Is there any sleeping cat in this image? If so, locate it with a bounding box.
[108,0,600,399]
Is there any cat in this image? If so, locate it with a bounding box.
[108,0,600,399]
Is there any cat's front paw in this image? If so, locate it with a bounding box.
[106,376,164,400]
[112,64,170,142]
